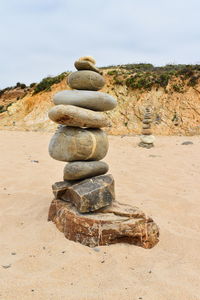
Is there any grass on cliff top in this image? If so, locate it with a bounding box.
[1,64,200,98]
[32,72,68,94]
[104,63,200,91]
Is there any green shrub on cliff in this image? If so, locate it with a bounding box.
[33,72,68,94]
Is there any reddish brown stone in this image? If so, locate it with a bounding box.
[48,199,159,248]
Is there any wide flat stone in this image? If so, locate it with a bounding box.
[63,161,109,180]
[53,90,117,111]
[68,71,105,91]
[140,135,155,144]
[49,126,108,162]
[48,105,110,128]
[63,174,115,213]
[74,60,101,74]
[48,199,159,248]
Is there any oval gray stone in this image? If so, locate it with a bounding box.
[68,71,105,91]
[53,90,117,111]
[63,161,109,180]
[48,105,110,128]
[49,126,108,162]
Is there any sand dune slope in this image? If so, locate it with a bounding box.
[0,131,200,300]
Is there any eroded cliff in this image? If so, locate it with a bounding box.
[0,65,200,135]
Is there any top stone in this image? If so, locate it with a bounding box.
[74,56,101,74]
[78,56,96,65]
[74,60,102,74]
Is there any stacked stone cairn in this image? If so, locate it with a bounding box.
[48,56,159,248]
[139,107,155,149]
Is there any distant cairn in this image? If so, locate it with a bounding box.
[139,107,155,148]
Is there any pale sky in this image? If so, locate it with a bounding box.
[1,0,200,88]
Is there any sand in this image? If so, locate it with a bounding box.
[0,131,200,300]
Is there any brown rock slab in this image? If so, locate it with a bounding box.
[48,200,159,248]
[65,174,115,213]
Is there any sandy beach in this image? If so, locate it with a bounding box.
[0,130,200,300]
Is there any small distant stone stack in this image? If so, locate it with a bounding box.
[48,57,159,248]
[139,107,155,149]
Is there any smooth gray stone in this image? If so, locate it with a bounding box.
[68,71,105,91]
[63,161,109,180]
[53,90,117,111]
[74,60,102,74]
[49,126,108,162]
[66,174,115,213]
[48,105,110,128]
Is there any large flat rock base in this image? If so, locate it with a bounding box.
[48,199,159,248]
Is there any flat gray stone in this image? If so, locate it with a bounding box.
[53,90,117,111]
[66,174,115,213]
[139,142,154,149]
[181,141,193,145]
[63,161,109,180]
[48,105,110,128]
[74,60,101,74]
[49,126,108,162]
[68,71,105,91]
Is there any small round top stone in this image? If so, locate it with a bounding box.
[78,56,96,65]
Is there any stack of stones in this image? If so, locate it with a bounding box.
[48,56,117,213]
[47,57,159,248]
[139,107,155,149]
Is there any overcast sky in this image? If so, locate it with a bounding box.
[1,0,200,88]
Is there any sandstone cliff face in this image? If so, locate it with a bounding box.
[0,70,200,135]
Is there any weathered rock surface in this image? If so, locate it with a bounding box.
[140,135,155,144]
[52,181,75,201]
[74,60,101,74]
[53,90,117,111]
[48,199,159,248]
[48,105,110,128]
[63,174,115,213]
[63,161,109,180]
[68,71,105,91]
[49,126,108,162]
